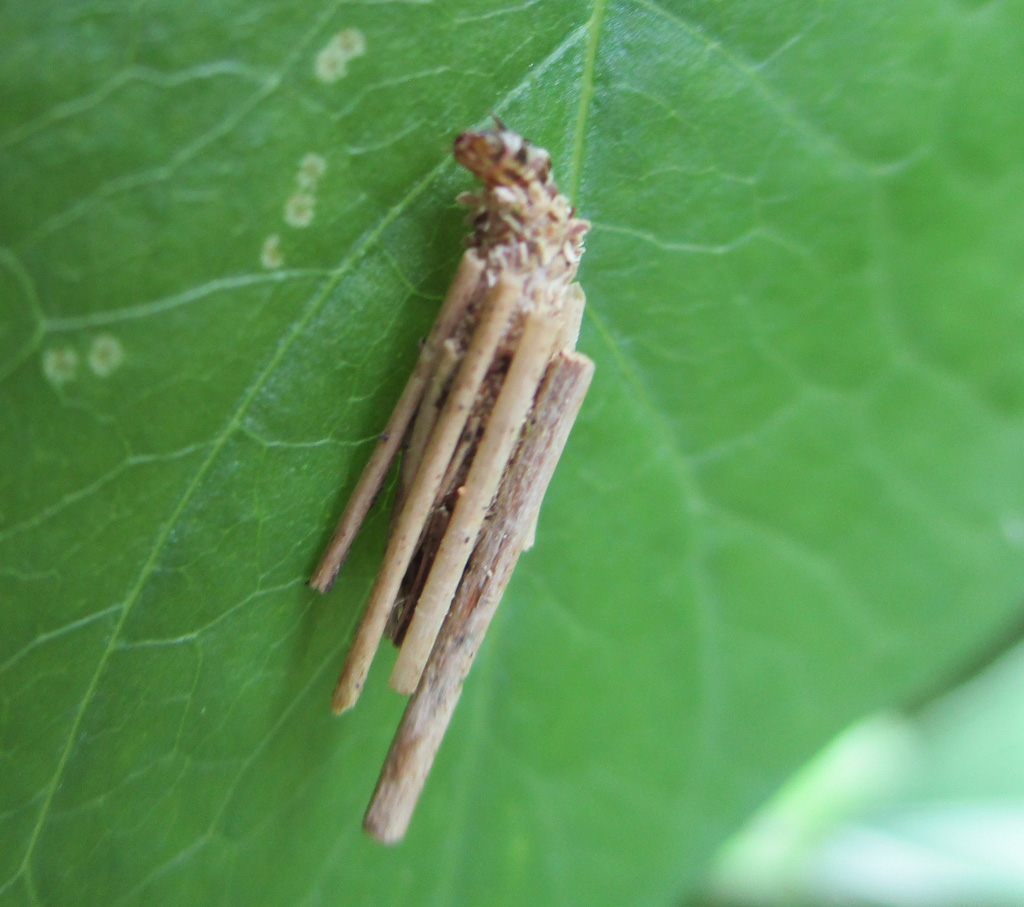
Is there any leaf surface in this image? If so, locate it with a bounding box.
[2,1,1024,904]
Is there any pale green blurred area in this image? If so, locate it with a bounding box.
[702,635,1024,907]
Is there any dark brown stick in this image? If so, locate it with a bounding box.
[363,351,595,843]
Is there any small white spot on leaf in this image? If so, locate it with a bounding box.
[42,347,78,385]
[261,234,284,269]
[284,192,315,228]
[88,334,124,377]
[296,153,327,190]
[315,28,366,83]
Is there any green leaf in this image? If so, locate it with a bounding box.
[705,644,1024,905]
[2,1,1023,905]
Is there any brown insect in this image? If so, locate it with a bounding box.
[310,118,593,842]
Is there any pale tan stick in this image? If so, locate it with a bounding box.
[402,339,460,499]
[521,518,539,553]
[310,252,485,593]
[557,283,586,354]
[363,351,595,843]
[523,283,586,551]
[331,276,522,713]
[390,309,559,694]
[386,411,478,639]
[390,339,461,539]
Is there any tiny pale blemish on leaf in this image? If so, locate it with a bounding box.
[87,334,124,377]
[42,347,78,386]
[261,234,284,269]
[315,28,366,83]
[284,192,315,228]
[296,153,327,190]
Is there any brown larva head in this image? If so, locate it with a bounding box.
[454,119,552,189]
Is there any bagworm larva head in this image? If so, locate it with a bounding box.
[454,123,552,189]
[455,119,589,295]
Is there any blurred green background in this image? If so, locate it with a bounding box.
[702,632,1024,906]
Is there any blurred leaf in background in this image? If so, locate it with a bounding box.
[704,636,1024,907]
[2,1,1023,905]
